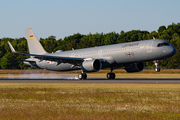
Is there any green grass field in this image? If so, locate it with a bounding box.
[1,69,180,78]
[0,83,180,120]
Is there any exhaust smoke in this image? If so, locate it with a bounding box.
[8,70,78,80]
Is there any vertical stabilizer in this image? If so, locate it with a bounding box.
[25,28,46,54]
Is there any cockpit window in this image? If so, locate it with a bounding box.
[157,43,170,47]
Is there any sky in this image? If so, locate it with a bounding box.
[0,0,180,40]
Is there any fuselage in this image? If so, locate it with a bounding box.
[25,39,176,71]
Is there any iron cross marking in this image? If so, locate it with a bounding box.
[127,52,131,57]
[126,52,134,57]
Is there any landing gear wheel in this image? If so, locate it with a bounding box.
[78,73,83,80]
[107,73,111,79]
[78,73,87,80]
[155,68,160,72]
[107,73,116,79]
[111,73,115,79]
[83,73,87,79]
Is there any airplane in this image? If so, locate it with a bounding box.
[8,28,176,80]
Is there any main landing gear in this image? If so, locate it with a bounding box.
[78,67,116,80]
[107,67,116,79]
[78,73,87,80]
[154,60,160,72]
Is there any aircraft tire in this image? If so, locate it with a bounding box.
[107,73,111,79]
[83,73,87,80]
[107,73,115,79]
[111,73,115,79]
[78,73,83,80]
[155,68,160,72]
[78,73,87,80]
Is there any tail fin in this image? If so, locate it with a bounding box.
[25,28,46,54]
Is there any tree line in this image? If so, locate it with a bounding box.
[1,23,180,69]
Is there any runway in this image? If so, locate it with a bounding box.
[0,78,180,84]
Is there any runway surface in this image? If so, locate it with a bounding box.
[0,78,180,84]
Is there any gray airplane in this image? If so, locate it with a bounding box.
[8,28,176,80]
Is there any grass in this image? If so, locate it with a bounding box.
[1,69,180,74]
[1,69,180,78]
[0,83,180,120]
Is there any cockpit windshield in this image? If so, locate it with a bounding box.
[157,43,170,47]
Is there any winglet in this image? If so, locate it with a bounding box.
[8,41,16,53]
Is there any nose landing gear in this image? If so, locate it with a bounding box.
[154,60,160,72]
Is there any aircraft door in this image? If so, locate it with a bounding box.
[98,49,102,57]
[147,41,153,53]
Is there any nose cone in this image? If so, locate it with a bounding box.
[169,46,176,57]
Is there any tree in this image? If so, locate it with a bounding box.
[169,33,180,68]
[148,31,158,39]
[103,32,118,45]
[159,30,171,42]
[0,23,180,69]
[120,30,124,35]
[117,30,149,43]
[158,26,166,33]
[1,53,18,69]
[42,36,58,53]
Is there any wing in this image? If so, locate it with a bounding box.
[8,41,107,66]
[8,41,85,65]
[4,58,33,62]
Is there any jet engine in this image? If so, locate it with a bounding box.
[124,62,145,72]
[81,59,102,72]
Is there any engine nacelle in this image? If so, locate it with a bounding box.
[124,62,145,72]
[81,59,102,72]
